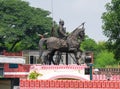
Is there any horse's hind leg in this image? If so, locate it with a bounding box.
[48,50,56,65]
[54,51,61,65]
[41,51,50,65]
[39,50,44,64]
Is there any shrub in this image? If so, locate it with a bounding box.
[29,71,42,79]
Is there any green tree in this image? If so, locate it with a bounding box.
[0,0,53,52]
[95,50,116,68]
[81,36,98,52]
[101,0,120,60]
[97,41,107,52]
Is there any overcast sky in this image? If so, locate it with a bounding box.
[25,0,111,42]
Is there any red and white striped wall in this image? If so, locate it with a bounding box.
[4,64,30,78]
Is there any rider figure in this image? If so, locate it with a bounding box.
[57,19,67,39]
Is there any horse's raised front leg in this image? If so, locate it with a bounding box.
[74,50,83,65]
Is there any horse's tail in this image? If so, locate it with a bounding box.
[39,38,47,58]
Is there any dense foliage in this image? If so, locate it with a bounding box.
[81,36,117,67]
[94,50,116,68]
[81,36,97,52]
[101,0,120,60]
[0,0,53,52]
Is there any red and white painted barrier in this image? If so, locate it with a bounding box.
[29,64,89,80]
[93,75,120,81]
[30,64,87,70]
[20,79,120,89]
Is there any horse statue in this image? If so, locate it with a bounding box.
[39,23,85,65]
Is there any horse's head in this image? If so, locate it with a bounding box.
[78,27,85,41]
[73,23,85,41]
[67,22,85,42]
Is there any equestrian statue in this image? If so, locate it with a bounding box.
[39,20,85,65]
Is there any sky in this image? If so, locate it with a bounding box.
[24,0,111,42]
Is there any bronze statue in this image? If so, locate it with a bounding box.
[39,22,85,65]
